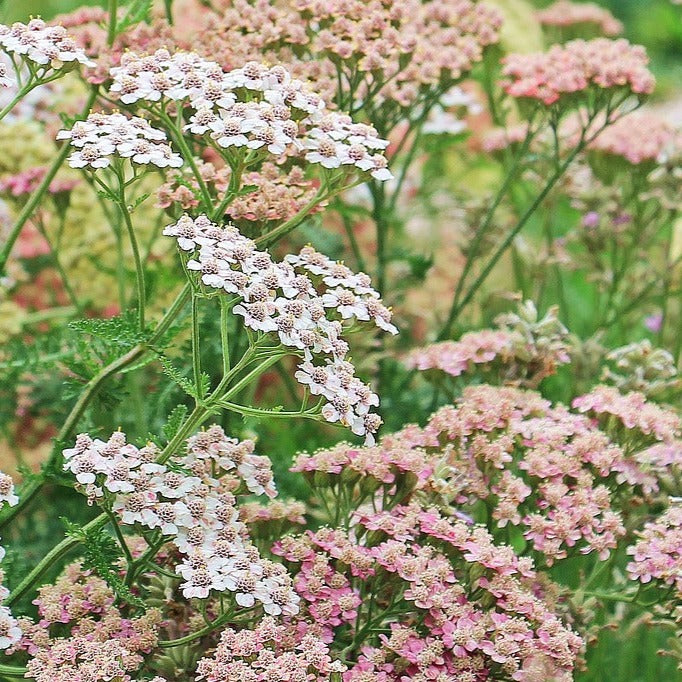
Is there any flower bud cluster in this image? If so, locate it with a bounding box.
[57,112,183,170]
[602,339,680,398]
[157,161,319,225]
[588,111,681,166]
[572,384,681,444]
[206,0,502,113]
[405,302,570,387]
[164,215,397,442]
[63,427,299,614]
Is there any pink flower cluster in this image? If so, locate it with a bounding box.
[195,617,346,681]
[0,166,79,197]
[0,18,94,70]
[57,112,183,170]
[572,385,681,444]
[588,111,681,165]
[627,503,682,598]
[13,562,162,682]
[536,1,623,37]
[157,161,319,225]
[164,215,396,442]
[274,504,583,681]
[109,51,392,180]
[501,38,655,106]
[62,427,300,613]
[295,384,670,565]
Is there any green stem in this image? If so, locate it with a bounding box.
[439,122,537,340]
[0,87,99,274]
[107,0,118,46]
[438,141,584,339]
[219,297,231,376]
[158,610,235,648]
[191,294,202,400]
[5,513,108,606]
[116,175,146,330]
[0,663,27,678]
[255,184,329,247]
[157,110,212,210]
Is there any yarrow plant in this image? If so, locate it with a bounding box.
[0,2,680,681]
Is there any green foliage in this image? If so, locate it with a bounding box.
[63,519,145,609]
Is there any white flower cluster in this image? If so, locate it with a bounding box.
[57,112,183,170]
[0,19,94,70]
[0,61,12,88]
[0,471,20,651]
[109,50,392,180]
[63,428,299,613]
[164,215,397,443]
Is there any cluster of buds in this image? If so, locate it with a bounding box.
[157,161,319,226]
[57,112,183,170]
[62,427,299,614]
[588,111,682,167]
[164,215,397,443]
[206,0,502,114]
[602,339,680,398]
[405,301,570,387]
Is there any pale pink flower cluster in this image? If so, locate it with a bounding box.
[481,123,530,153]
[501,38,655,106]
[157,161,319,224]
[291,438,432,489]
[109,50,392,179]
[295,384,667,565]
[536,1,623,36]
[13,563,161,681]
[239,499,307,527]
[626,503,682,597]
[0,18,94,70]
[207,0,502,112]
[572,385,681,444]
[275,505,583,681]
[57,112,183,170]
[195,617,346,681]
[588,111,681,165]
[62,427,300,613]
[0,166,79,197]
[164,215,396,442]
